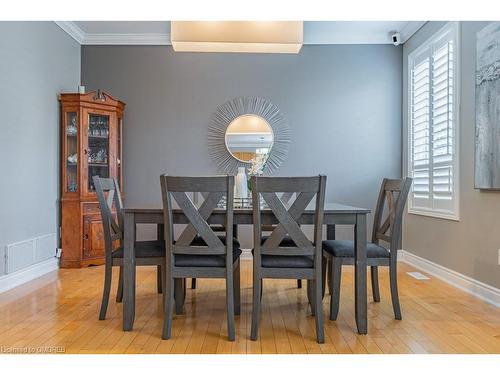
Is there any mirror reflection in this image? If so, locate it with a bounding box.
[225,115,274,163]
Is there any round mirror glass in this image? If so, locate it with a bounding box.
[224,115,274,163]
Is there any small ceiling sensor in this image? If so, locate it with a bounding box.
[391,31,401,46]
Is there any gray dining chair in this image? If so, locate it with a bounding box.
[93,176,166,320]
[160,175,241,341]
[261,192,303,289]
[322,177,412,321]
[250,175,327,343]
[190,192,239,290]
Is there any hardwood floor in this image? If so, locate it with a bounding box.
[0,260,499,354]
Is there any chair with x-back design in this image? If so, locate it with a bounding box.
[250,175,327,343]
[93,176,165,321]
[160,175,241,341]
[322,177,412,321]
[260,192,303,289]
[189,191,239,290]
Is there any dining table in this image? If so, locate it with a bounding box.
[121,203,370,335]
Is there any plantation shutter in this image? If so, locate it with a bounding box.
[410,49,431,209]
[408,23,458,219]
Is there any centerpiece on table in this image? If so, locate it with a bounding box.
[234,152,269,208]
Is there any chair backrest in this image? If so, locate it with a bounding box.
[160,175,235,264]
[261,192,295,232]
[251,176,327,261]
[371,177,412,257]
[93,176,124,259]
[193,191,226,232]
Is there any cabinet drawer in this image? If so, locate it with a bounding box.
[82,202,100,215]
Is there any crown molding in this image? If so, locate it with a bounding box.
[304,21,427,45]
[83,33,171,45]
[54,21,427,46]
[54,21,85,44]
[303,32,390,45]
[54,22,171,45]
[400,21,427,43]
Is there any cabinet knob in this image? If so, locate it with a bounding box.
[83,234,89,240]
[83,149,88,155]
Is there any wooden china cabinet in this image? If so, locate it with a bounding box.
[59,91,125,268]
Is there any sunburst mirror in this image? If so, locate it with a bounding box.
[208,97,291,174]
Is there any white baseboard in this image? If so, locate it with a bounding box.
[0,258,59,294]
[399,250,500,308]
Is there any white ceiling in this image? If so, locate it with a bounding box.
[56,21,426,46]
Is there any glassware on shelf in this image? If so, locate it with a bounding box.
[87,115,110,192]
[65,112,78,193]
[67,153,77,164]
[68,180,78,192]
[97,117,103,136]
[101,117,109,136]
[88,115,110,137]
[66,115,77,136]
[88,149,96,163]
[89,116,97,136]
[96,149,108,163]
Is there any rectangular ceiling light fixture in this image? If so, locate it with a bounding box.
[171,21,303,54]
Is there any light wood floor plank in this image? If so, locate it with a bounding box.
[0,260,498,354]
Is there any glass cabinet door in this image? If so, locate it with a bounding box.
[117,117,122,188]
[86,113,110,192]
[65,112,78,193]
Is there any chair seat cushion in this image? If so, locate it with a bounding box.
[112,235,240,262]
[261,235,296,247]
[322,240,390,258]
[174,235,241,267]
[190,235,240,249]
[251,249,313,268]
[175,247,242,267]
[261,255,313,268]
[113,240,165,258]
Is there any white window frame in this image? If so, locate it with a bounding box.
[407,22,460,221]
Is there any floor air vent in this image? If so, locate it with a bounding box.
[407,271,430,280]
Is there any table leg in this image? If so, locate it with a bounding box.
[354,214,367,334]
[157,224,165,294]
[123,212,136,331]
[157,223,164,241]
[326,224,336,240]
[175,278,186,314]
[323,225,336,298]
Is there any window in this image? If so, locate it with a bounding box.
[408,22,460,220]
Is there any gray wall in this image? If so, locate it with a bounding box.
[0,22,81,275]
[403,21,500,289]
[82,44,403,247]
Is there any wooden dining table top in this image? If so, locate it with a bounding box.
[123,202,371,214]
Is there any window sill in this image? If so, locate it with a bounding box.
[408,208,460,222]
